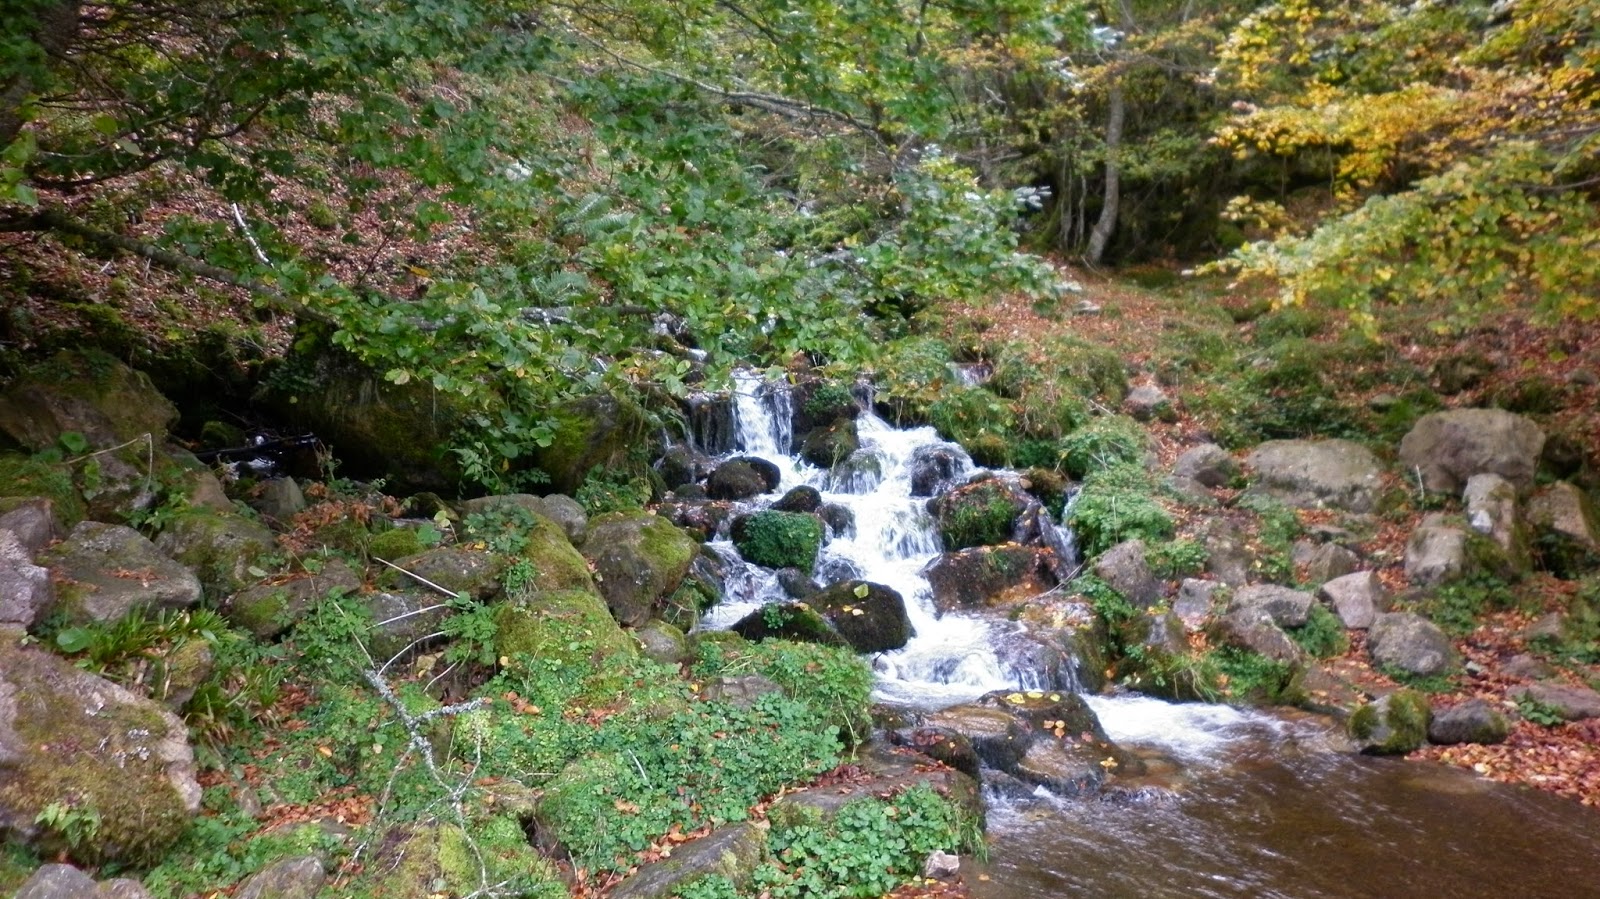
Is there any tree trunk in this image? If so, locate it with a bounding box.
[1085,79,1125,265]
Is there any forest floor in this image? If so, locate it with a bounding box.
[938,264,1600,810]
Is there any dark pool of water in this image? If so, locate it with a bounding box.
[971,737,1600,899]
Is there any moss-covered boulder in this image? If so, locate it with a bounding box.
[40,521,202,624]
[1349,689,1431,754]
[517,510,599,595]
[362,589,452,663]
[348,818,561,899]
[0,634,201,866]
[930,479,1030,550]
[154,508,277,602]
[495,590,639,701]
[457,493,589,546]
[800,419,860,469]
[379,547,505,602]
[529,393,655,497]
[924,545,1057,614]
[730,602,851,649]
[730,511,823,572]
[0,351,177,453]
[634,619,690,665]
[808,580,913,653]
[581,512,698,626]
[225,558,363,639]
[610,823,767,899]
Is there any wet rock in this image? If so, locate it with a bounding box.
[886,726,981,779]
[1368,612,1459,677]
[1350,689,1431,754]
[800,419,859,469]
[706,459,771,501]
[0,635,201,865]
[1404,515,1469,587]
[1091,539,1161,609]
[1317,571,1385,629]
[776,567,821,598]
[829,449,885,494]
[772,485,822,514]
[41,521,202,624]
[234,855,326,899]
[14,864,153,899]
[924,850,961,880]
[731,602,849,649]
[808,580,913,653]
[654,445,706,491]
[924,704,1031,772]
[817,503,855,538]
[1013,738,1113,797]
[610,823,767,899]
[655,497,733,540]
[1526,481,1600,577]
[1227,584,1314,628]
[930,479,1032,550]
[1463,473,1531,572]
[730,510,823,572]
[1173,579,1220,628]
[225,558,363,638]
[924,545,1056,613]
[1428,698,1509,745]
[1399,409,1545,496]
[909,444,970,498]
[582,511,698,626]
[154,508,277,601]
[0,528,53,628]
[1514,682,1600,722]
[1244,439,1385,513]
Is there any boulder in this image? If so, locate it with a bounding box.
[1398,408,1545,496]
[1463,473,1531,571]
[0,351,176,453]
[923,704,1031,772]
[908,444,970,498]
[528,393,656,497]
[0,635,201,865]
[1091,540,1161,609]
[14,864,152,899]
[1173,578,1220,628]
[633,619,689,665]
[1316,571,1385,629]
[799,419,859,469]
[253,478,308,526]
[154,509,277,601]
[225,559,363,638]
[610,823,767,899]
[1173,444,1239,489]
[730,603,850,649]
[234,855,327,899]
[0,496,65,554]
[829,450,885,495]
[771,485,822,514]
[1227,584,1314,628]
[930,479,1032,550]
[706,460,769,501]
[582,512,698,626]
[1301,542,1361,584]
[807,580,913,653]
[1012,738,1114,797]
[1427,698,1509,745]
[730,511,823,572]
[1526,481,1600,577]
[1515,682,1600,722]
[775,567,821,599]
[885,726,981,779]
[459,494,590,546]
[495,590,638,703]
[1404,515,1469,587]
[361,589,451,663]
[1123,384,1172,423]
[1201,520,1252,587]
[1349,689,1431,754]
[515,509,599,595]
[40,521,202,624]
[1243,439,1384,513]
[1213,609,1305,664]
[653,444,703,491]
[380,547,505,601]
[0,528,54,628]
[1368,612,1458,677]
[924,545,1056,613]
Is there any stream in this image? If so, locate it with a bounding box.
[695,373,1600,898]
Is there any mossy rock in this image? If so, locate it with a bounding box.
[380,547,506,601]
[41,521,202,624]
[800,419,860,469]
[634,619,690,665]
[519,510,598,595]
[0,636,201,867]
[925,545,1056,614]
[730,511,824,572]
[1349,689,1431,754]
[0,454,85,527]
[225,558,363,639]
[581,511,698,626]
[930,479,1029,550]
[730,602,850,649]
[351,818,562,899]
[0,349,177,453]
[530,393,655,497]
[367,527,424,561]
[154,508,277,602]
[495,590,639,702]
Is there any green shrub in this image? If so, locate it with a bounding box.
[1287,603,1349,658]
[937,481,1021,550]
[1147,538,1208,579]
[1060,415,1148,479]
[733,511,825,571]
[693,638,873,743]
[1068,464,1174,557]
[927,386,1016,451]
[1213,646,1303,706]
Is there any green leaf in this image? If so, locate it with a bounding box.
[56,628,93,654]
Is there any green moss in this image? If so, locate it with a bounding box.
[367,527,424,560]
[156,509,276,600]
[1060,415,1148,479]
[1067,464,1174,558]
[732,511,824,571]
[1349,689,1430,754]
[520,511,600,595]
[937,481,1021,550]
[0,453,85,526]
[494,590,638,703]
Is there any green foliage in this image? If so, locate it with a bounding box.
[1516,695,1566,728]
[926,387,1016,460]
[692,638,873,746]
[1376,665,1456,695]
[576,466,653,516]
[1147,539,1208,580]
[461,505,539,556]
[755,786,977,899]
[1060,416,1148,479]
[937,482,1020,551]
[734,511,824,572]
[1068,463,1175,558]
[674,875,743,899]
[1287,604,1349,659]
[1412,574,1512,637]
[1213,646,1302,706]
[1076,574,1137,630]
[803,383,856,420]
[34,801,101,851]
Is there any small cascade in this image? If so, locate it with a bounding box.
[686,392,737,456]
[705,369,1057,709]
